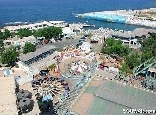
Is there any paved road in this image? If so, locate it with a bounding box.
[91,43,103,53]
[52,37,81,48]
[52,37,104,53]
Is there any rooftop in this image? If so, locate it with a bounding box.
[19,45,56,62]
[111,28,156,39]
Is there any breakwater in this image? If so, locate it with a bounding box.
[77,8,156,28]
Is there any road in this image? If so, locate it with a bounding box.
[52,36,104,53]
[52,36,81,48]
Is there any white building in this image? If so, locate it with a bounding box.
[2,21,66,32]
[3,35,37,48]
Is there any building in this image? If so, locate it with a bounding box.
[62,27,75,38]
[3,35,37,49]
[19,45,56,66]
[90,35,105,44]
[2,21,66,32]
[110,28,156,49]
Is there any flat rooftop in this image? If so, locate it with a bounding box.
[19,45,56,62]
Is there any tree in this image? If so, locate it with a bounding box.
[1,47,19,65]
[0,31,4,40]
[0,40,3,47]
[18,29,32,38]
[126,53,141,70]
[140,33,156,59]
[35,27,62,40]
[3,29,11,39]
[102,38,130,57]
[119,63,132,74]
[23,42,36,54]
[152,44,156,56]
[141,51,153,62]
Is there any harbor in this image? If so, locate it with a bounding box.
[77,8,156,28]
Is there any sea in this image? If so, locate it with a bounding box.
[0,0,155,30]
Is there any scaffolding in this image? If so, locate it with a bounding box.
[132,56,156,91]
[133,56,156,77]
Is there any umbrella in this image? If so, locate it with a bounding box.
[19,98,32,112]
[17,90,32,100]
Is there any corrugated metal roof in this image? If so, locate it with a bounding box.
[86,80,156,115]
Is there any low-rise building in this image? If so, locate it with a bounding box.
[110,28,156,49]
[3,35,37,49]
[2,21,66,32]
[19,45,56,66]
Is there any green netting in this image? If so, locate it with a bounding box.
[141,91,148,101]
[114,104,127,115]
[120,83,150,101]
[84,86,97,94]
[86,97,108,115]
[106,81,116,89]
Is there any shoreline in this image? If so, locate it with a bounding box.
[77,8,156,28]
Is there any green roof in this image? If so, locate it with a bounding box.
[85,80,156,115]
[84,86,97,94]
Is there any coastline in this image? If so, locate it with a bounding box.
[77,8,156,28]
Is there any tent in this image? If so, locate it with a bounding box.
[62,27,74,37]
[80,42,91,53]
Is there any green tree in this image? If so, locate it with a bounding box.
[152,44,156,56]
[23,42,36,54]
[140,33,156,59]
[18,28,32,38]
[0,31,4,40]
[141,51,153,62]
[35,27,62,40]
[0,40,3,47]
[126,53,141,70]
[1,47,19,65]
[119,63,132,74]
[3,29,11,39]
[102,38,130,57]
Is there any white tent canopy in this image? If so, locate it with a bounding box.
[62,27,74,37]
[80,42,91,53]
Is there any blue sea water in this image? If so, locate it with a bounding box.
[0,0,155,30]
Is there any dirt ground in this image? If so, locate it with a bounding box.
[72,93,94,115]
[20,82,41,115]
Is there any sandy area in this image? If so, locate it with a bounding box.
[89,79,104,87]
[72,93,94,115]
